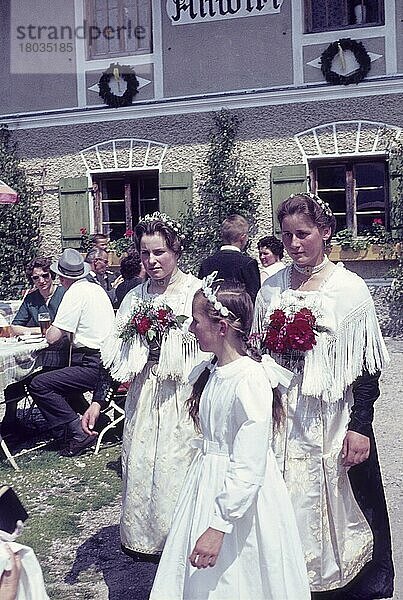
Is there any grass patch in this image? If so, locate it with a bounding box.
[1,444,122,596]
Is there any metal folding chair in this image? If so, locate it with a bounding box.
[94,383,127,455]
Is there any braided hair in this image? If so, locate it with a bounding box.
[187,281,283,430]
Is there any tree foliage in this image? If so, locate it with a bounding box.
[0,126,41,299]
[181,109,259,273]
[387,138,403,327]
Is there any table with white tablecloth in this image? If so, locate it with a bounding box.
[0,337,48,468]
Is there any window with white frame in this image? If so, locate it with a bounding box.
[309,158,388,234]
[85,0,152,60]
[92,171,159,239]
[304,0,384,33]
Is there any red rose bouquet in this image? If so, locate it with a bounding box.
[263,306,317,354]
[119,298,186,345]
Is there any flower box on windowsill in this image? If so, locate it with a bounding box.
[329,244,397,262]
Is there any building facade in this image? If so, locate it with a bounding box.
[0,0,402,266]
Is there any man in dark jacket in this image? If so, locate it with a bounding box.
[198,214,260,302]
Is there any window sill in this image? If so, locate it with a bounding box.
[329,244,398,261]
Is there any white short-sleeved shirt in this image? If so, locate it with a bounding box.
[53,279,115,349]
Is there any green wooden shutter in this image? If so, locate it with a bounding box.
[270,164,308,234]
[59,177,90,249]
[388,154,402,240]
[159,172,193,220]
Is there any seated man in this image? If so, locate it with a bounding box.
[29,249,115,456]
[85,247,121,307]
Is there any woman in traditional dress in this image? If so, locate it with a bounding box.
[82,212,205,560]
[253,193,394,599]
[150,279,310,600]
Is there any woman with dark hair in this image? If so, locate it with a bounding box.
[257,235,285,283]
[11,257,64,336]
[1,257,66,439]
[82,212,206,560]
[115,252,145,308]
[151,280,309,599]
[253,193,394,599]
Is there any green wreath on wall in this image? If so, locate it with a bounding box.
[320,38,371,85]
[99,63,139,108]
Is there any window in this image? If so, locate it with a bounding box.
[86,0,152,60]
[309,159,388,235]
[304,0,384,33]
[92,171,159,239]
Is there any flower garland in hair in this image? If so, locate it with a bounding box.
[119,295,187,345]
[142,211,186,248]
[289,192,333,217]
[201,271,231,317]
[143,212,184,238]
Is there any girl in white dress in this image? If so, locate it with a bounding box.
[150,277,310,600]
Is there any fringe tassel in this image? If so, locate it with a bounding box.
[301,298,389,402]
[156,330,203,383]
[101,333,149,382]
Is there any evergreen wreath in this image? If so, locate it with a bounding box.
[320,38,371,85]
[99,63,139,108]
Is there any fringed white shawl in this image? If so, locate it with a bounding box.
[101,274,205,383]
[253,264,389,403]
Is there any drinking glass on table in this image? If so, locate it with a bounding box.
[38,312,51,336]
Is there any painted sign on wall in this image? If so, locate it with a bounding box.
[166,0,284,25]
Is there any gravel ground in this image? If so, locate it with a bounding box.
[45,338,402,600]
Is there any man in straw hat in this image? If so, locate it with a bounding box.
[29,249,115,456]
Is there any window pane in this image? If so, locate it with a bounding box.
[102,179,125,200]
[140,176,158,199]
[335,214,347,231]
[327,0,346,28]
[317,165,345,190]
[109,223,127,239]
[355,162,385,187]
[356,190,385,211]
[87,0,152,58]
[102,202,125,221]
[306,0,383,32]
[321,191,346,215]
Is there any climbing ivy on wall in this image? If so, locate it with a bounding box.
[181,109,259,273]
[0,126,41,299]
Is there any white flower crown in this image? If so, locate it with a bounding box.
[290,192,333,218]
[143,211,186,241]
[201,271,230,317]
